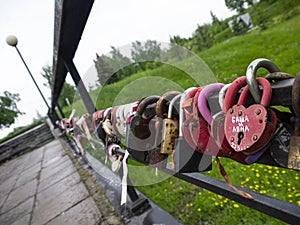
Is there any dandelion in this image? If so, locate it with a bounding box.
[198,192,202,195]
[297,201,300,206]
[169,181,173,185]
[197,208,201,212]
[186,203,189,207]
[281,170,286,174]
[276,184,281,188]
[215,202,219,206]
[233,204,239,208]
[189,203,193,207]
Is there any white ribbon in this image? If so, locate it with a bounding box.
[121,150,130,205]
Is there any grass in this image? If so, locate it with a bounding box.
[65,7,300,225]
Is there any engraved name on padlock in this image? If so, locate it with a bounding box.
[224,77,274,154]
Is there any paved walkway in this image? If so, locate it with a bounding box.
[0,139,104,225]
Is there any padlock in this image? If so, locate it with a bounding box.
[246,58,280,103]
[224,76,277,155]
[197,83,225,155]
[182,87,212,152]
[211,78,249,164]
[125,96,161,164]
[148,117,168,168]
[92,109,105,131]
[174,91,212,173]
[288,72,300,170]
[159,93,181,154]
[107,144,123,172]
[156,91,181,118]
[111,102,138,139]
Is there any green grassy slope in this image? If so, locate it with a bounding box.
[77,10,300,225]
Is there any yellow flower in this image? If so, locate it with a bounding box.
[297,201,300,206]
[256,173,260,177]
[233,204,239,208]
[197,208,201,212]
[169,181,173,185]
[189,203,193,207]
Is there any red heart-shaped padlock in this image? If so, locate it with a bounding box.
[224,104,268,152]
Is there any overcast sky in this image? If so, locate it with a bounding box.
[0,0,234,138]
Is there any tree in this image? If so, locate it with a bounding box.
[41,64,76,107]
[94,47,134,85]
[193,23,213,51]
[41,64,53,88]
[0,91,24,129]
[225,0,253,13]
[131,40,162,71]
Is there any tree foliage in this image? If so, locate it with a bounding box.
[94,46,133,85]
[0,91,24,129]
[41,64,76,108]
[94,40,163,85]
[225,0,253,13]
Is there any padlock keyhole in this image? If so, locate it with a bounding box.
[238,132,244,145]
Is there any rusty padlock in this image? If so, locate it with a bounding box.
[125,96,161,164]
[288,72,300,170]
[158,93,181,154]
[224,76,277,155]
[156,91,181,118]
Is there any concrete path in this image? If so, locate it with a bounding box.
[0,139,103,225]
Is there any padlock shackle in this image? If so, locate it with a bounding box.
[238,77,272,107]
[168,93,182,119]
[198,83,225,125]
[246,58,280,103]
[219,83,231,110]
[156,91,181,118]
[223,76,247,112]
[136,95,160,116]
[179,88,197,137]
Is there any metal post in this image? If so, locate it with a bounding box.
[14,47,51,110]
[6,35,60,125]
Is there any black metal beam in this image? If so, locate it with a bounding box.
[160,169,300,224]
[64,59,96,114]
[52,0,94,109]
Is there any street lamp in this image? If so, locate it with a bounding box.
[6,35,64,125]
[6,35,51,110]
